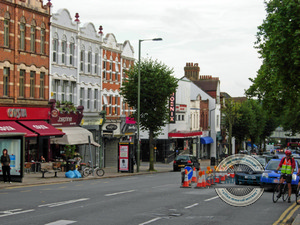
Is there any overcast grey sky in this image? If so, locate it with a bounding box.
[50,0,266,97]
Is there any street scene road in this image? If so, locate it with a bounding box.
[0,171,298,225]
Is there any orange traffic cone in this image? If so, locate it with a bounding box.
[181,169,191,188]
[191,167,197,183]
[195,170,206,188]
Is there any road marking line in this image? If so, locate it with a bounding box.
[105,190,135,197]
[21,190,32,192]
[0,209,35,217]
[0,208,22,213]
[45,220,76,225]
[185,203,199,209]
[273,202,296,225]
[139,217,162,225]
[283,204,300,223]
[204,196,219,202]
[38,198,90,208]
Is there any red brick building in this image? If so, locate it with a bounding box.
[0,1,65,166]
[0,0,51,106]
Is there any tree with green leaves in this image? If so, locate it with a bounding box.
[222,98,241,155]
[246,0,300,133]
[120,59,178,171]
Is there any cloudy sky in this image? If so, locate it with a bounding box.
[49,0,266,97]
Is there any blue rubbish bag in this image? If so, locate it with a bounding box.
[73,170,82,178]
[65,170,76,178]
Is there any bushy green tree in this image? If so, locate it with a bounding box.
[120,59,178,171]
[222,99,241,155]
[246,0,300,133]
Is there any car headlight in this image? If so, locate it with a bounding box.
[292,174,297,181]
[262,172,269,178]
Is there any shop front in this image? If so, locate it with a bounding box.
[0,106,65,172]
[48,100,100,167]
[168,131,203,158]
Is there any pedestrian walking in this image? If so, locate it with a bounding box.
[1,149,11,183]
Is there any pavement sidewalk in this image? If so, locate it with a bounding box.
[0,160,211,189]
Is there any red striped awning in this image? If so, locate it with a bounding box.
[0,121,37,137]
[18,121,65,137]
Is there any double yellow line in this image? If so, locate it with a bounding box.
[273,202,300,225]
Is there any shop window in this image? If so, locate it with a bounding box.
[94,89,98,110]
[40,23,46,54]
[30,22,36,52]
[40,72,45,99]
[3,67,10,97]
[20,21,25,50]
[95,53,99,74]
[4,13,10,48]
[30,71,35,98]
[80,87,84,106]
[19,70,25,97]
[80,50,85,72]
[69,39,75,66]
[53,34,59,63]
[61,37,67,65]
[69,82,76,103]
[61,81,68,101]
[52,79,60,100]
[87,88,91,110]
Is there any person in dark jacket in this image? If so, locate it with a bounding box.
[1,149,11,183]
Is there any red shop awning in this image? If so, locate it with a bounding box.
[168,131,203,138]
[0,121,37,137]
[18,121,65,137]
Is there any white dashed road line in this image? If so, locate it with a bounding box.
[204,196,219,202]
[184,203,199,209]
[105,190,135,197]
[139,217,162,225]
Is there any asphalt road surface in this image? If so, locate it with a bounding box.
[0,172,298,225]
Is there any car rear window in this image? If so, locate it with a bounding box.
[176,155,189,160]
[266,160,280,171]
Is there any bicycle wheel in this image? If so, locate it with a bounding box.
[83,168,90,177]
[273,183,281,203]
[282,184,289,201]
[95,168,105,177]
[296,185,300,204]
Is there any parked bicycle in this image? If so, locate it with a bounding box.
[82,161,105,177]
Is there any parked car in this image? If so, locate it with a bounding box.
[252,155,268,167]
[260,159,299,190]
[173,155,200,171]
[238,150,249,155]
[235,156,266,185]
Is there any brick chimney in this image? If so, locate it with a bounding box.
[184,62,200,81]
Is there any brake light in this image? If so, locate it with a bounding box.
[188,160,192,164]
[173,160,177,164]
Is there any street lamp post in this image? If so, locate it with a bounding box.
[99,108,106,168]
[137,38,162,172]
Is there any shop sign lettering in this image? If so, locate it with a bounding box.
[7,108,27,119]
[58,117,73,123]
[0,126,16,131]
[169,92,176,123]
[33,125,49,130]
